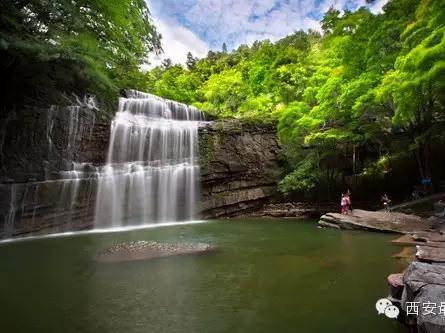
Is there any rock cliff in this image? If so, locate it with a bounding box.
[0,102,281,239]
[199,120,281,218]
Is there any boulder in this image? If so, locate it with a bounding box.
[402,262,445,333]
[388,273,404,301]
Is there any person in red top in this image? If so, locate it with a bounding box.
[340,191,351,215]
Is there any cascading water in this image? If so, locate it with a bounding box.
[94,90,205,228]
[0,95,98,239]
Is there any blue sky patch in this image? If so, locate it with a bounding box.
[146,0,387,66]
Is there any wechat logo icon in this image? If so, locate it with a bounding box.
[376,298,400,319]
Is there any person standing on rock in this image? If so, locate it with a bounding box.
[347,189,353,212]
[340,194,346,214]
[381,193,391,212]
[341,193,351,214]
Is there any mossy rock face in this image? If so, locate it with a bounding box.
[198,126,218,169]
[199,120,277,176]
[198,119,282,218]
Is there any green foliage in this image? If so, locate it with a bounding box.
[146,31,318,121]
[0,0,161,108]
[7,0,444,200]
[275,0,445,198]
[376,0,445,178]
[143,0,445,199]
[279,158,318,195]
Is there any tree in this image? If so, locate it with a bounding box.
[321,7,341,34]
[377,0,445,183]
[222,42,228,53]
[276,0,419,198]
[0,0,161,107]
[142,0,445,199]
[161,58,172,69]
[186,52,197,70]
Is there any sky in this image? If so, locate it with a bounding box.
[145,0,388,67]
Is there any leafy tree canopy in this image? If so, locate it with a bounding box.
[144,0,445,199]
[0,0,161,108]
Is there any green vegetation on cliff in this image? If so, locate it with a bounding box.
[146,0,445,200]
[145,30,321,122]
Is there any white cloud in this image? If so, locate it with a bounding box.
[318,0,389,15]
[177,0,342,49]
[368,0,388,13]
[146,0,388,61]
[143,16,209,70]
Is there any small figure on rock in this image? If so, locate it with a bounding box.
[341,192,351,215]
[381,193,391,212]
[347,189,353,212]
[340,194,346,214]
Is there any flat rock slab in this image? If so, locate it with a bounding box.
[318,209,433,234]
[416,245,445,263]
[96,241,215,263]
[402,262,445,332]
[391,234,445,248]
[412,231,445,243]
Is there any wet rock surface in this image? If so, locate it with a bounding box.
[391,231,445,263]
[402,262,445,333]
[96,241,215,263]
[318,209,433,233]
[391,234,445,248]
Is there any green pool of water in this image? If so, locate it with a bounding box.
[0,219,407,333]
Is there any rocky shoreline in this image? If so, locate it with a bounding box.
[246,202,337,218]
[318,209,445,332]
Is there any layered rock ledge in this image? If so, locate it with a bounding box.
[96,241,214,263]
[318,209,433,233]
[246,202,337,218]
[199,121,281,218]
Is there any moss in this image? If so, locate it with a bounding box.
[199,132,217,168]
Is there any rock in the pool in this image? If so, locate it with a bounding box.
[96,241,215,263]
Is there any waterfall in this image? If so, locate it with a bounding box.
[0,91,203,239]
[94,90,204,227]
[1,96,98,239]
